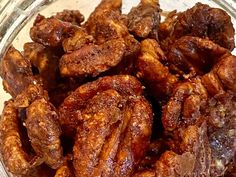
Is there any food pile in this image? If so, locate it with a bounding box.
[0,0,235,176]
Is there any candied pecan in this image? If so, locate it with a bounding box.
[136,39,178,101]
[0,100,43,175]
[72,91,152,177]
[85,0,140,71]
[161,54,236,175]
[59,75,144,136]
[162,53,236,131]
[62,28,94,53]
[54,10,84,25]
[127,0,161,40]
[153,122,211,176]
[14,84,48,108]
[24,42,62,90]
[167,36,229,78]
[59,38,126,78]
[86,2,140,59]
[26,98,63,169]
[59,75,152,176]
[162,78,208,131]
[30,15,77,47]
[0,46,38,97]
[159,3,235,51]
[212,54,236,93]
[85,0,123,42]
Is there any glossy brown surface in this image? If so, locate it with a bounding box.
[167,36,229,78]
[54,10,84,26]
[59,38,126,78]
[26,98,63,169]
[30,15,77,47]
[24,42,61,90]
[159,3,235,51]
[136,39,178,101]
[127,0,161,40]
[62,28,94,53]
[0,100,33,175]
[0,47,36,97]
[67,77,153,177]
[59,75,144,137]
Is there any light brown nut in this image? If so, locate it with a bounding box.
[59,38,126,78]
[26,98,63,169]
[0,100,43,175]
[59,75,152,176]
[30,15,77,47]
[136,39,178,101]
[167,36,229,78]
[159,3,235,51]
[62,28,94,53]
[54,10,84,25]
[59,75,144,137]
[127,0,161,40]
[0,46,37,97]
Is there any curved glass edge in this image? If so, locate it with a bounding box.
[0,0,57,59]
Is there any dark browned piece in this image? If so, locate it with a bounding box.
[210,54,236,93]
[62,28,94,53]
[136,39,178,101]
[163,54,236,131]
[0,100,43,175]
[159,3,235,51]
[158,10,178,43]
[85,0,140,71]
[133,122,212,176]
[13,84,48,108]
[59,75,153,176]
[127,0,161,40]
[154,122,211,176]
[26,98,63,169]
[161,54,236,175]
[206,93,236,175]
[30,14,77,47]
[157,92,236,176]
[23,164,56,177]
[0,46,37,97]
[59,38,126,78]
[85,0,123,42]
[24,42,61,90]
[162,78,208,131]
[54,10,85,25]
[167,36,230,78]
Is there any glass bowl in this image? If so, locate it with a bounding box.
[0,0,235,176]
